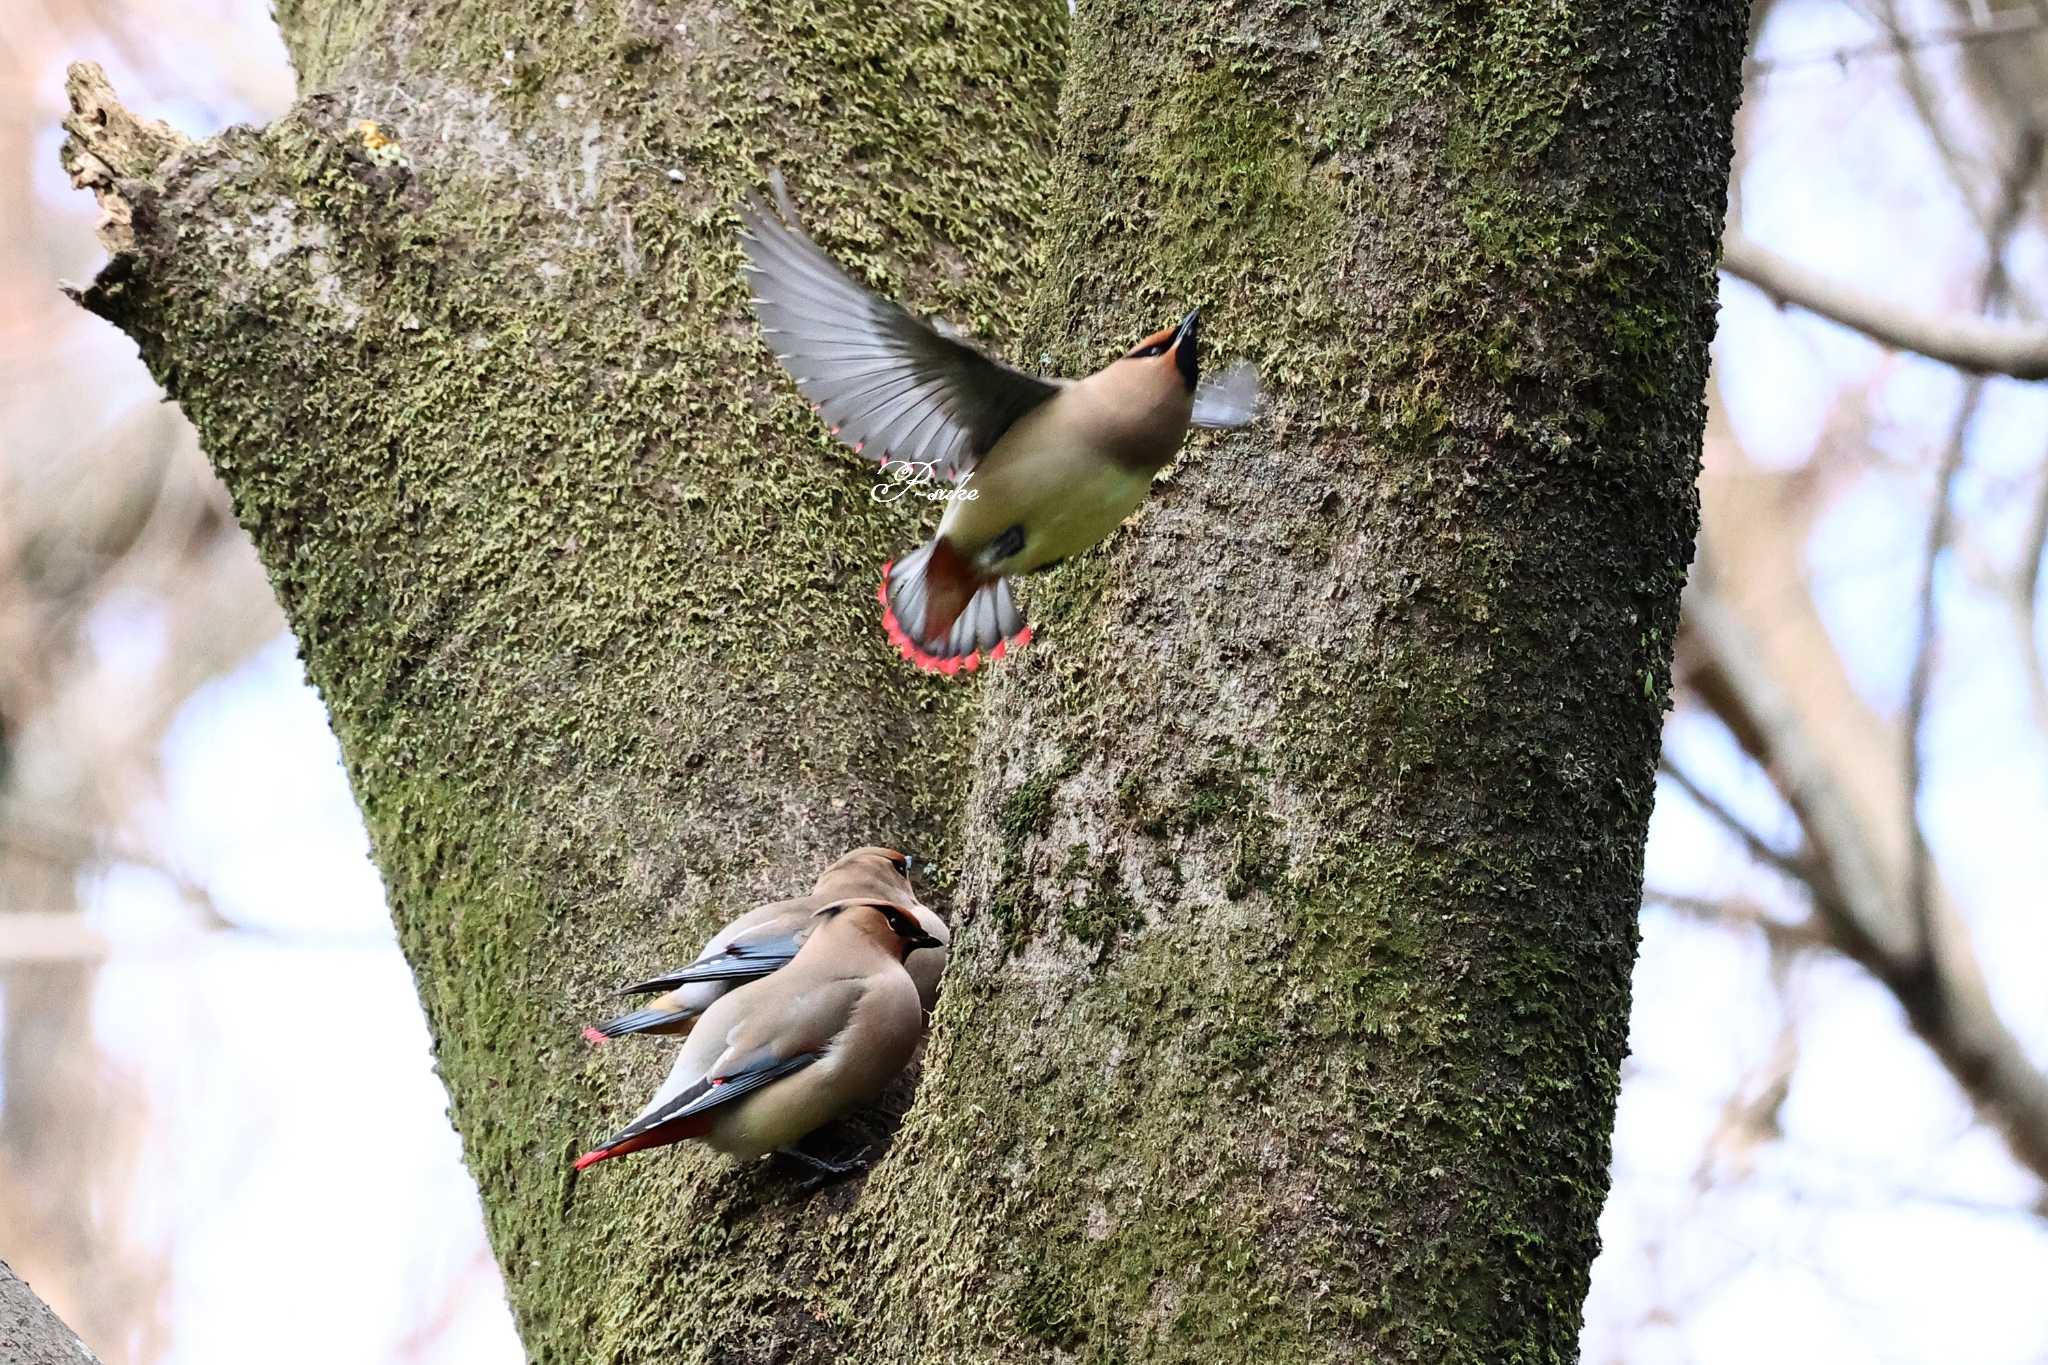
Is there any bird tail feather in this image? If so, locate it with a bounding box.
[879,542,1030,675]
[573,1115,713,1172]
[583,1006,700,1046]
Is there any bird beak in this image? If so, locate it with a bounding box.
[1169,308,1200,391]
[906,927,944,953]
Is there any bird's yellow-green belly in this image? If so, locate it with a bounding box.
[939,447,1156,575]
[706,1066,848,1161]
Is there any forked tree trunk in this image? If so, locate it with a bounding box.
[61,0,1746,1359]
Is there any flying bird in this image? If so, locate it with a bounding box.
[583,846,945,1044]
[738,175,1260,674]
[574,898,944,1172]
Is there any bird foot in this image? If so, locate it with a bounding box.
[776,1143,872,1191]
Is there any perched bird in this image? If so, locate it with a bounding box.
[584,846,946,1044]
[574,898,944,1171]
[739,175,1260,674]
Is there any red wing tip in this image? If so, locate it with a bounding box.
[582,1027,610,1046]
[875,562,1031,678]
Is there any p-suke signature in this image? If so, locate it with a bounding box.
[873,460,981,504]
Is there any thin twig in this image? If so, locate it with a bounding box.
[1720,233,2048,381]
[1682,589,2048,1186]
[1657,758,1812,886]
[1876,0,1995,233]
[2020,457,2048,732]
[1902,382,1976,958]
[1642,888,1829,954]
[1902,132,2042,960]
[1747,10,2048,78]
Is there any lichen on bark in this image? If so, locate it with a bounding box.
[59,0,1747,1358]
[61,0,1068,1355]
[856,2,1749,1361]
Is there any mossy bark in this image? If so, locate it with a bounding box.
[62,0,1745,1359]
[856,3,1747,1361]
[0,1260,103,1365]
[61,2,1066,1358]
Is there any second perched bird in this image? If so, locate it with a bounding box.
[574,898,944,1171]
[739,175,1260,674]
[584,845,946,1044]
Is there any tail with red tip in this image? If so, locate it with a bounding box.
[583,1005,699,1045]
[879,541,1030,676]
[573,1114,712,1171]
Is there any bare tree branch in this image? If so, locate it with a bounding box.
[1657,757,1811,882]
[0,914,111,964]
[1720,232,2048,380]
[1697,1002,1798,1186]
[1875,0,1996,233]
[1745,10,2048,78]
[2022,454,2048,732]
[0,911,393,963]
[1903,132,2042,959]
[1643,888,1829,954]
[1681,589,2048,1187]
[1905,384,1979,957]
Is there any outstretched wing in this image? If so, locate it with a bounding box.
[739,173,1059,482]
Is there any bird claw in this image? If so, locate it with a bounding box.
[776,1142,872,1191]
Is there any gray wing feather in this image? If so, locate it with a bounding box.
[618,933,804,994]
[607,1050,822,1144]
[739,175,1058,481]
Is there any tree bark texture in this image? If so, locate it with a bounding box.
[60,1,1747,1361]
[1,1259,104,1365]
[870,5,1748,1360]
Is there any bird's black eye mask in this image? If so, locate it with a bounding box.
[818,900,920,940]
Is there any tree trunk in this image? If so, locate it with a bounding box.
[858,5,1748,1359]
[58,2,1066,1355]
[61,0,1746,1360]
[1,1260,104,1365]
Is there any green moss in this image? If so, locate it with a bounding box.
[1114,770,1167,835]
[1137,65,1343,304]
[847,0,1744,1360]
[87,0,1072,1358]
[273,0,389,88]
[1058,850,1142,948]
[999,764,1067,844]
[86,0,1745,1355]
[1010,1255,1088,1349]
